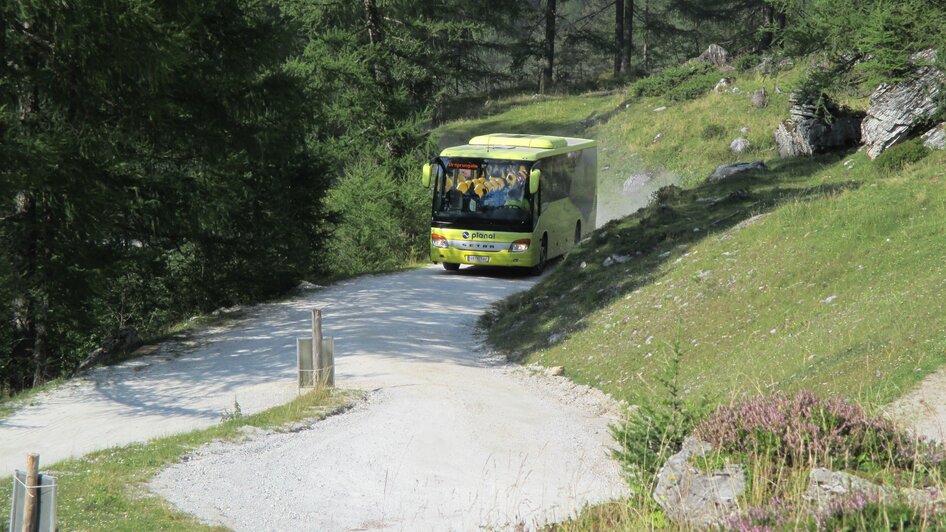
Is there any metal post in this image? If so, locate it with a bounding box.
[320,337,335,388]
[297,338,314,388]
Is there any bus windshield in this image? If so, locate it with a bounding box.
[432,158,533,230]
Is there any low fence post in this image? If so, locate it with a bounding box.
[22,453,38,532]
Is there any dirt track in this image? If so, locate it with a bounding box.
[1,265,627,530]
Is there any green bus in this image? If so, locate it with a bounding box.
[422,133,597,274]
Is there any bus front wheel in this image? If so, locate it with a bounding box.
[530,237,547,276]
[443,262,461,271]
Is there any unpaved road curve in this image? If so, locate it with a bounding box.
[2,265,627,530]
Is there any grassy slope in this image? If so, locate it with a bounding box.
[451,67,946,409]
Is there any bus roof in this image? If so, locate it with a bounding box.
[439,133,596,161]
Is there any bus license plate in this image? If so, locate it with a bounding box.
[466,255,489,263]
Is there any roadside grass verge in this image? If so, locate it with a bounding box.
[0,388,358,530]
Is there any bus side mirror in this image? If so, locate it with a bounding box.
[422,163,432,187]
[529,169,541,195]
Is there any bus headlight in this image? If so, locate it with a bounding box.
[509,239,530,253]
[431,234,449,249]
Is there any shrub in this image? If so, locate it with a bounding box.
[631,62,715,98]
[733,54,761,71]
[325,157,429,275]
[696,390,945,473]
[666,71,722,102]
[701,124,728,140]
[730,494,946,531]
[611,344,707,490]
[874,138,932,173]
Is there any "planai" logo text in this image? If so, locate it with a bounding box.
[461,231,496,240]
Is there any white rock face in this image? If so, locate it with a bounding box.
[862,50,944,159]
[922,123,945,151]
[775,95,862,158]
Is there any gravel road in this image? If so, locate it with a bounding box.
[2,265,627,530]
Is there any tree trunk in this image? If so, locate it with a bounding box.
[614,0,624,76]
[642,0,649,72]
[622,0,634,75]
[11,191,37,392]
[32,295,47,387]
[759,5,774,52]
[540,0,556,94]
[362,0,383,46]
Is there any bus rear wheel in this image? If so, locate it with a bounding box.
[530,238,547,276]
[443,262,461,271]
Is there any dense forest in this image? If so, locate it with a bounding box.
[1,0,944,393]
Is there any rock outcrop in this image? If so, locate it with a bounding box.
[708,161,767,182]
[862,50,945,159]
[714,77,733,94]
[697,45,730,67]
[922,123,945,151]
[805,468,942,513]
[653,437,745,528]
[775,94,863,157]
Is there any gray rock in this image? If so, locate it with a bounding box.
[775,94,863,157]
[707,161,767,182]
[751,88,768,108]
[548,332,565,345]
[730,138,751,153]
[654,436,745,528]
[697,44,730,67]
[602,256,615,268]
[862,50,944,159]
[653,106,668,112]
[622,173,654,194]
[74,328,142,375]
[714,78,733,94]
[805,468,940,513]
[922,123,945,151]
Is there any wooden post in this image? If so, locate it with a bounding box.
[22,453,39,532]
[312,307,322,374]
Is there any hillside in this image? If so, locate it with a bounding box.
[446,63,946,410]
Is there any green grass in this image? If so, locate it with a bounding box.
[486,147,946,408]
[468,64,946,409]
[0,388,358,530]
[434,91,626,149]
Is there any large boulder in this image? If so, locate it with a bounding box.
[697,44,730,68]
[862,50,945,159]
[775,94,863,157]
[653,436,745,528]
[922,123,945,151]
